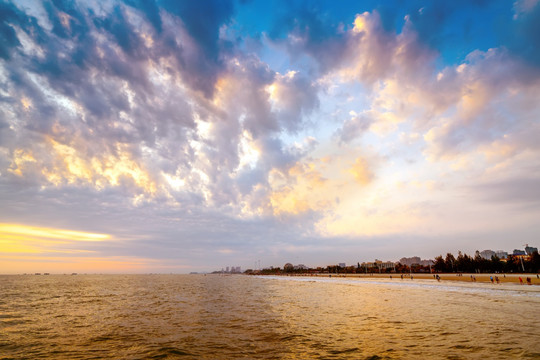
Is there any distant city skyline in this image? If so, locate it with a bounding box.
[1,1,540,273]
[254,243,538,272]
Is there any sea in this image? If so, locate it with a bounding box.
[1,274,539,359]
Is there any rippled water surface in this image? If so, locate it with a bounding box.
[1,274,539,359]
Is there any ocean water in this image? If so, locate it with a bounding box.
[1,274,539,359]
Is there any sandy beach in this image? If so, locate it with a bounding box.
[309,272,540,285]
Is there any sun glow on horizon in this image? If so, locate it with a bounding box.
[0,224,164,274]
[0,223,110,242]
[0,223,110,254]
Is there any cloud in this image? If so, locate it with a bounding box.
[267,70,319,132]
[469,177,540,207]
[348,157,373,185]
[0,2,22,60]
[0,223,109,251]
[337,111,374,143]
[422,48,540,161]
[158,0,235,97]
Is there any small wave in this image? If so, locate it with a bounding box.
[155,346,194,357]
[328,347,360,355]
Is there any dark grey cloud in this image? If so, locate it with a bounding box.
[0,1,21,60]
[158,0,235,97]
[44,0,88,39]
[95,6,145,58]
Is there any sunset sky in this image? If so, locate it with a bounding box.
[1,0,540,273]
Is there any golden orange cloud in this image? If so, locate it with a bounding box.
[348,157,373,185]
[0,223,110,254]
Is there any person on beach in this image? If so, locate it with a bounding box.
[401,274,403,280]
[526,277,531,285]
[495,276,499,284]
[519,277,523,285]
[490,276,494,283]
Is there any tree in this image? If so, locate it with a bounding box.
[526,251,540,273]
[283,263,294,273]
[456,251,473,273]
[445,253,456,272]
[395,263,409,273]
[491,255,503,273]
[434,255,445,272]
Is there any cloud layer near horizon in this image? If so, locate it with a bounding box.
[1,0,540,273]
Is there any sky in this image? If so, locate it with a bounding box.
[1,0,540,274]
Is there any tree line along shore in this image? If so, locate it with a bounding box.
[244,250,540,285]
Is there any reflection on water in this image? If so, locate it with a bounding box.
[1,274,539,359]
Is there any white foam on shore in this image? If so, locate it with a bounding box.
[256,275,540,298]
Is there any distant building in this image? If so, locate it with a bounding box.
[399,256,433,266]
[495,250,508,259]
[294,264,308,270]
[338,263,346,268]
[399,256,421,266]
[362,259,395,270]
[525,244,538,255]
[479,250,496,260]
[513,249,526,256]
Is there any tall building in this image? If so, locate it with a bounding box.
[495,250,508,259]
[525,244,538,255]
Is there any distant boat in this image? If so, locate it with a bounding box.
[44,273,50,275]
[35,273,41,275]
[71,273,78,275]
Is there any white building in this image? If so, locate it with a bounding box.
[479,250,496,260]
[362,259,395,270]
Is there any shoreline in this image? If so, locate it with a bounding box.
[276,272,540,285]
